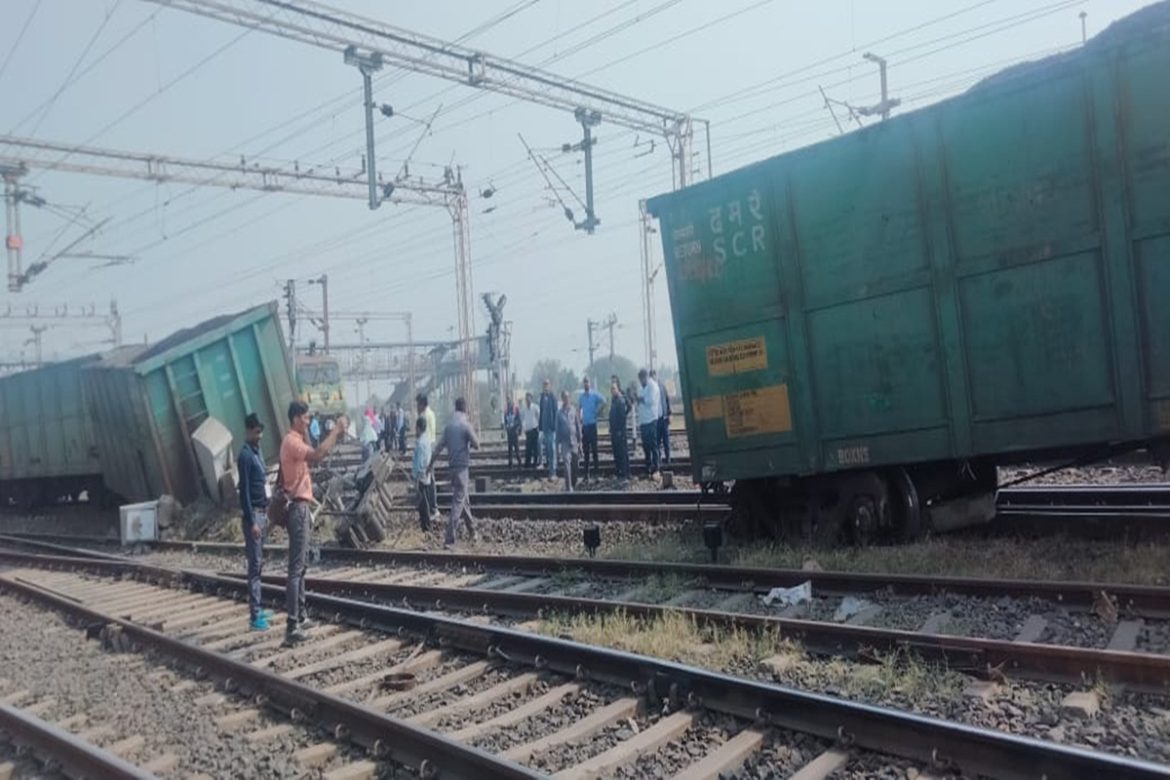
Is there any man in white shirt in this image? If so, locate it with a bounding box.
[520,392,540,470]
[635,368,661,478]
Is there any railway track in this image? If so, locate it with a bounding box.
[0,701,153,780]
[0,547,1165,779]
[993,483,1170,538]
[316,480,1170,529]
[7,533,1170,694]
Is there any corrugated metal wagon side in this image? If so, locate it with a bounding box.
[647,9,1170,543]
[83,302,296,504]
[0,357,104,507]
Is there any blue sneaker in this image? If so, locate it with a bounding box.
[259,609,273,620]
[250,616,270,631]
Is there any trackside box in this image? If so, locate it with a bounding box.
[82,302,296,503]
[647,5,1170,485]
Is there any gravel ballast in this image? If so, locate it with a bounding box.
[0,592,370,778]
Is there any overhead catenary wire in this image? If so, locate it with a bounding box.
[8,7,162,134]
[114,23,1081,326]
[23,0,124,138]
[0,1,42,85]
[43,0,1085,336]
[41,0,562,282]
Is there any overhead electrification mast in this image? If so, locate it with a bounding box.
[146,0,708,385]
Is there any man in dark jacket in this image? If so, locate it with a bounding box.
[651,369,672,466]
[608,380,630,480]
[237,413,271,632]
[537,379,558,480]
[504,396,522,470]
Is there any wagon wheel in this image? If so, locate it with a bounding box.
[842,472,892,547]
[889,467,923,542]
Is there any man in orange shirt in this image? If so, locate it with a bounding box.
[281,400,348,645]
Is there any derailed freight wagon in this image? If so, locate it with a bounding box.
[647,4,1170,543]
[83,302,297,504]
[0,356,104,507]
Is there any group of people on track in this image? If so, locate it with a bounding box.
[235,370,670,646]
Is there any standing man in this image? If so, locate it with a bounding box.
[578,377,605,482]
[360,416,378,462]
[396,403,408,454]
[521,392,540,470]
[384,404,394,453]
[411,416,435,532]
[651,369,672,466]
[280,401,348,645]
[430,397,480,548]
[417,393,437,445]
[556,391,581,492]
[537,379,558,481]
[636,369,661,478]
[608,381,630,481]
[416,393,438,515]
[238,413,271,631]
[504,396,522,471]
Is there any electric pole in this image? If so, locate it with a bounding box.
[26,325,47,364]
[562,108,601,233]
[344,46,385,211]
[3,165,23,293]
[638,199,660,371]
[604,313,618,360]
[859,53,900,121]
[355,316,369,403]
[308,274,330,352]
[587,318,598,379]
[108,300,122,346]
[283,279,297,347]
[1080,11,1088,44]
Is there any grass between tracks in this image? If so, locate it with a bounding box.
[604,533,1170,586]
[538,609,967,705]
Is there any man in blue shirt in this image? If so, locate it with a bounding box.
[237,413,271,631]
[578,377,606,481]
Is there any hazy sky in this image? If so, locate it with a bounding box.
[0,0,1156,384]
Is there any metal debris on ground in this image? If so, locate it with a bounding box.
[760,581,812,607]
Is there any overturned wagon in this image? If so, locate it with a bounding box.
[83,302,297,504]
[0,356,104,507]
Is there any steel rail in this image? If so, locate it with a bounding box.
[386,503,725,523]
[3,533,1168,616]
[0,550,1167,779]
[998,484,1170,505]
[432,490,713,506]
[0,557,542,779]
[233,570,1170,695]
[0,702,155,780]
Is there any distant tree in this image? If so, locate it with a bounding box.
[585,354,638,391]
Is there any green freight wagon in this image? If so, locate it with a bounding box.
[0,356,104,507]
[647,5,1170,543]
[83,302,297,504]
